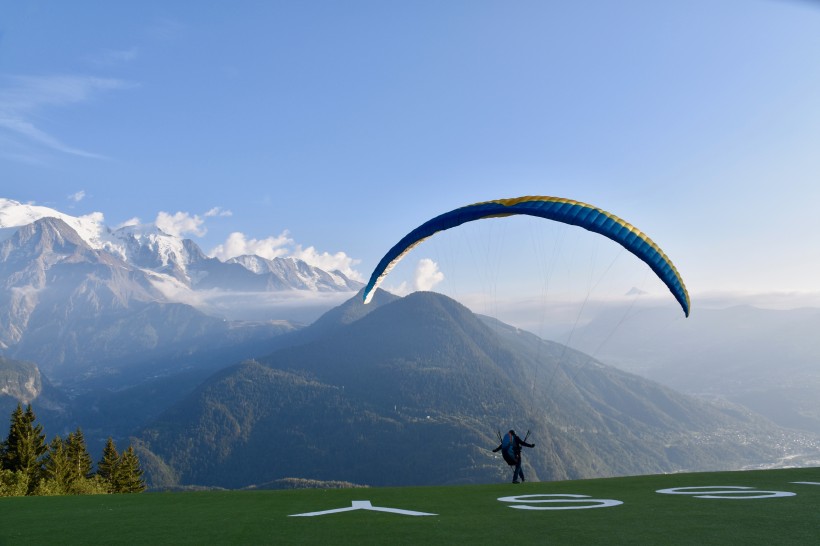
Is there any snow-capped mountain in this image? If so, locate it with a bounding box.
[226,254,360,292]
[0,198,362,293]
[0,215,201,374]
[0,198,112,249]
[0,198,360,379]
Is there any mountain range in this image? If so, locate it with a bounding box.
[1,197,818,489]
[0,198,360,381]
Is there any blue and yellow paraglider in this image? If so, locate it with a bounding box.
[362,196,690,317]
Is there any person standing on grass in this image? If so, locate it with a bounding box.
[493,429,535,483]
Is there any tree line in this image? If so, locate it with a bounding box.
[0,403,145,496]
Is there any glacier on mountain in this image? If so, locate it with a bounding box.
[0,197,362,328]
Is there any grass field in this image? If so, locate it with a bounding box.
[1,467,818,545]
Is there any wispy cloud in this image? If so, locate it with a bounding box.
[0,74,133,159]
[0,115,102,158]
[205,207,232,218]
[68,190,86,202]
[146,18,186,42]
[86,47,139,67]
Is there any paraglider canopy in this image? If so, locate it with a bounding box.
[362,195,690,317]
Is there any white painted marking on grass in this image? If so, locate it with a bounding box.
[656,486,796,499]
[791,482,820,486]
[289,500,437,517]
[498,494,623,510]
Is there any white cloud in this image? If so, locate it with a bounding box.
[148,207,364,281]
[151,206,232,238]
[174,287,351,323]
[147,273,203,308]
[413,258,444,291]
[292,245,363,281]
[387,281,411,297]
[0,74,133,159]
[209,231,293,261]
[205,206,232,218]
[79,211,105,225]
[115,217,141,229]
[378,258,444,297]
[155,211,207,238]
[69,190,86,202]
[208,231,364,281]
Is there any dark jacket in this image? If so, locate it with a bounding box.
[493,433,534,465]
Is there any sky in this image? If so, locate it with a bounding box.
[2,0,820,328]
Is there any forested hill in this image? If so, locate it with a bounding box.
[136,291,799,489]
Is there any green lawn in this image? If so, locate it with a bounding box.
[1,467,818,545]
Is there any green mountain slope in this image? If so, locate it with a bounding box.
[137,292,801,489]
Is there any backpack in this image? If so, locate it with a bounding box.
[501,432,517,466]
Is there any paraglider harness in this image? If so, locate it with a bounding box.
[495,429,530,466]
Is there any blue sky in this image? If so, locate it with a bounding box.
[2,0,820,320]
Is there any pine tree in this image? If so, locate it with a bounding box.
[65,428,93,483]
[96,437,119,492]
[1,404,25,471]
[2,404,46,493]
[40,435,71,494]
[0,414,7,466]
[113,446,146,493]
